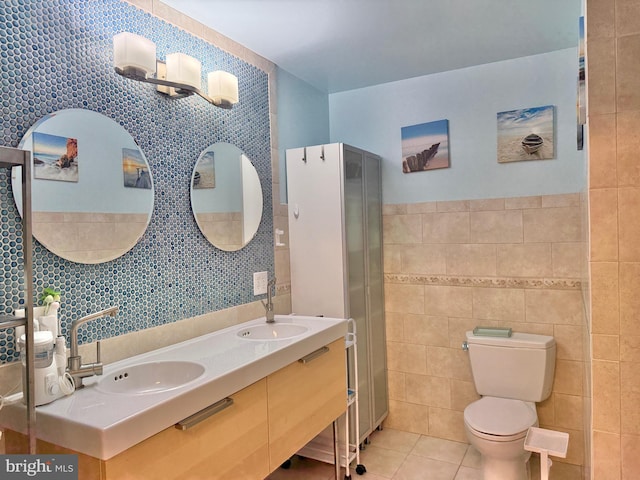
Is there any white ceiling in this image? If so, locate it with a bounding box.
[163,0,581,94]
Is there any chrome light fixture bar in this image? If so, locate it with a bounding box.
[113,32,239,109]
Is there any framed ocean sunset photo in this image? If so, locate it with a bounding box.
[122,148,151,189]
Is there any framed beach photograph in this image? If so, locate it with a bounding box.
[33,131,79,182]
[192,151,215,189]
[577,16,586,150]
[497,105,555,163]
[401,119,450,173]
[578,16,586,126]
[122,148,151,189]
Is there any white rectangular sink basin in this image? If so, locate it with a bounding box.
[0,314,348,460]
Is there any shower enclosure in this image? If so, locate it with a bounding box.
[286,142,388,445]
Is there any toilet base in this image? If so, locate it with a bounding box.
[481,456,530,480]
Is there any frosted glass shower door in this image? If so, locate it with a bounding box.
[343,146,373,439]
[364,152,388,424]
[287,142,387,448]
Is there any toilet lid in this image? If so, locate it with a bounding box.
[464,397,536,436]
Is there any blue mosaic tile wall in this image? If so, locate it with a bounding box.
[0,0,273,363]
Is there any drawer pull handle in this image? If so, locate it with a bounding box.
[175,397,234,430]
[299,346,330,364]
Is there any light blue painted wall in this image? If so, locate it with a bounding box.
[329,48,586,204]
[276,67,330,203]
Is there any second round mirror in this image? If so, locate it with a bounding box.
[190,143,263,251]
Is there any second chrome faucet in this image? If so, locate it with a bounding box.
[262,277,276,323]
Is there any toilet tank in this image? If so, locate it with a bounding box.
[465,331,556,402]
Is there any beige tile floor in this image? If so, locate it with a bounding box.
[267,428,481,480]
[266,427,581,480]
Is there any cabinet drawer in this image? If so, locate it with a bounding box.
[267,338,346,469]
[104,378,269,480]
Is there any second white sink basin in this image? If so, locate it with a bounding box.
[237,323,309,340]
[97,361,205,395]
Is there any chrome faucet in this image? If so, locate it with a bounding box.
[67,306,118,389]
[262,277,276,323]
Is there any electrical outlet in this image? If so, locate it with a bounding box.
[253,271,268,296]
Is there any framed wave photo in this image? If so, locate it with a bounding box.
[401,119,450,173]
[497,105,555,163]
[33,131,79,182]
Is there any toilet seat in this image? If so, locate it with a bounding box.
[464,396,537,438]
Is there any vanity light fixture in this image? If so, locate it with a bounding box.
[113,32,239,109]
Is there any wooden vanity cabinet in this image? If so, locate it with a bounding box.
[4,338,347,480]
[267,338,346,470]
[104,378,270,480]
[5,379,270,480]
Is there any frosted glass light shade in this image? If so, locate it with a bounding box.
[113,32,157,78]
[166,53,202,90]
[207,71,239,105]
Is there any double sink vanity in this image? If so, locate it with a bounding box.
[3,98,345,479]
[2,315,348,479]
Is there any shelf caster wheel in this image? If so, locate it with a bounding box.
[344,475,351,480]
[280,459,292,470]
[355,464,366,475]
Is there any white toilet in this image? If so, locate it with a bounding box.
[463,330,556,480]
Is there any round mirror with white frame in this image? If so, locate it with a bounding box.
[190,142,263,251]
[12,109,155,264]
